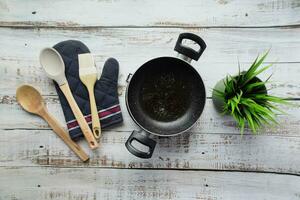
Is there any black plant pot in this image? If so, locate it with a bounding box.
[212,74,267,113]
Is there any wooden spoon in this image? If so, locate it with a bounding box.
[39,47,98,149]
[16,84,89,162]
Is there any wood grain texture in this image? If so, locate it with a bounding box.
[1,0,300,197]
[1,96,299,135]
[0,167,299,200]
[1,129,300,174]
[0,27,300,97]
[2,59,300,98]
[0,0,300,27]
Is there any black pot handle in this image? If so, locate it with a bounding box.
[174,33,206,61]
[125,130,156,159]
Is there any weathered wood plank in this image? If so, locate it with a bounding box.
[0,0,300,27]
[2,59,300,98]
[1,129,300,174]
[1,96,299,135]
[0,1,299,199]
[0,27,300,97]
[0,167,299,200]
[2,27,299,63]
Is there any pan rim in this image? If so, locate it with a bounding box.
[125,56,206,137]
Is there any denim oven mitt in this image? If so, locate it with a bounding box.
[53,40,123,140]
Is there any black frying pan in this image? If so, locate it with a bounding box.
[125,33,207,158]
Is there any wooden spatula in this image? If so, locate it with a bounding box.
[78,53,101,139]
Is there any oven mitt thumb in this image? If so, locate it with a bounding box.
[53,40,123,140]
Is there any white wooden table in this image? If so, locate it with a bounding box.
[0,0,300,199]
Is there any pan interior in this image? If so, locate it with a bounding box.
[127,57,206,136]
[140,65,191,122]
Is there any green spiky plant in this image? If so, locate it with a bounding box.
[212,51,289,134]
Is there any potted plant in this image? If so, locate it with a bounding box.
[212,51,289,134]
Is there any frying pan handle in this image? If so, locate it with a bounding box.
[174,33,206,61]
[125,130,156,159]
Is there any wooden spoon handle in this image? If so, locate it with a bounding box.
[60,83,99,149]
[41,109,89,162]
[88,86,101,139]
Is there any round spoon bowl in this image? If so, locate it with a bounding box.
[40,47,67,85]
[16,85,44,114]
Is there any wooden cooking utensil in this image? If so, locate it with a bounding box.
[39,47,98,149]
[16,84,89,162]
[78,53,101,139]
